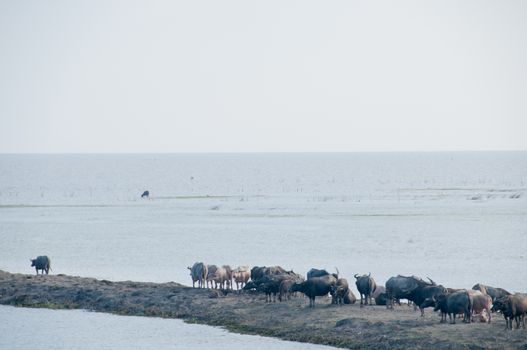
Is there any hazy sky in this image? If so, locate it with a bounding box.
[1,1,526,152]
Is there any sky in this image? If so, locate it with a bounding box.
[0,0,526,153]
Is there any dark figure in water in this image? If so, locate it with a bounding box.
[30,255,51,275]
[141,190,149,198]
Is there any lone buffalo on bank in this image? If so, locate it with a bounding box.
[30,255,51,275]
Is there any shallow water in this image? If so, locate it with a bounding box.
[1,153,526,290]
[0,153,526,348]
[0,305,334,350]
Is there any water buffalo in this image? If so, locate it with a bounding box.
[467,290,492,323]
[447,288,463,293]
[187,262,208,288]
[343,289,357,304]
[385,275,436,309]
[472,283,511,303]
[414,284,448,316]
[433,290,471,324]
[250,266,287,281]
[372,286,388,305]
[141,190,149,198]
[223,265,233,290]
[244,270,302,302]
[30,256,51,275]
[206,265,218,288]
[232,266,251,290]
[331,278,350,306]
[212,266,228,289]
[492,293,527,330]
[354,273,376,306]
[291,274,338,307]
[492,297,514,329]
[252,273,301,302]
[306,267,338,280]
[279,279,297,302]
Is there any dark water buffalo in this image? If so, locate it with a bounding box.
[354,273,376,306]
[252,272,302,302]
[385,275,436,309]
[187,262,208,288]
[244,270,302,302]
[467,290,492,323]
[447,288,463,293]
[472,283,511,303]
[343,289,357,304]
[256,277,281,302]
[331,278,350,306]
[492,297,515,329]
[291,274,337,307]
[492,293,527,330]
[414,284,448,316]
[306,268,338,280]
[250,266,287,281]
[141,190,149,198]
[372,286,388,305]
[30,256,51,275]
[433,290,471,324]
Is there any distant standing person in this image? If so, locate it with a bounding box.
[141,190,149,198]
[30,255,51,275]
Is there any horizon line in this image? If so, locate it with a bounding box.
[1,149,526,155]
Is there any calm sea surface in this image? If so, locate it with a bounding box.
[1,152,526,348]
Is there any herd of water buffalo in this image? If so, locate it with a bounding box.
[187,262,527,330]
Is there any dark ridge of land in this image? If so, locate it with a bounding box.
[0,270,525,350]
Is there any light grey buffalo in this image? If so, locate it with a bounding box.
[223,265,233,290]
[232,266,250,290]
[206,265,228,289]
[30,255,51,275]
[187,262,208,288]
[467,290,492,323]
[212,266,229,289]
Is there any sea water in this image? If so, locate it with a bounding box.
[0,305,334,349]
[0,152,526,348]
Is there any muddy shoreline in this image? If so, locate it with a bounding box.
[0,270,525,349]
